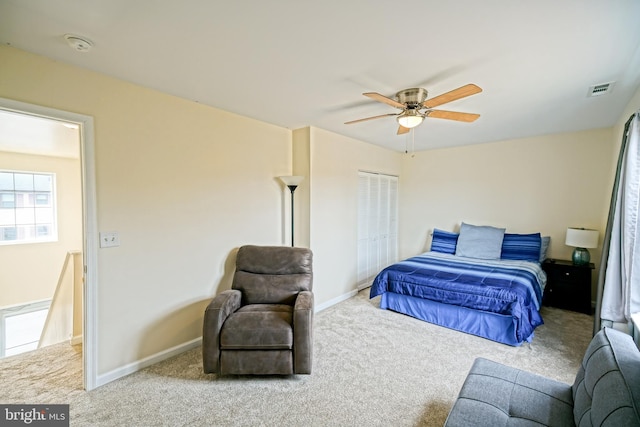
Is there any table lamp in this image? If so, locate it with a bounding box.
[565,227,599,266]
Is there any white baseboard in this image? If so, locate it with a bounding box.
[357,281,373,291]
[315,289,358,312]
[96,337,202,388]
[95,290,359,388]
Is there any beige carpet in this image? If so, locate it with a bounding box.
[0,289,593,426]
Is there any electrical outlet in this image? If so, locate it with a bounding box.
[100,231,120,248]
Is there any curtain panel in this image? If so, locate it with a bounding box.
[595,111,640,334]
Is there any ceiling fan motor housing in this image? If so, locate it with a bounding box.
[396,88,428,108]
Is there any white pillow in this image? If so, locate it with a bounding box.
[455,222,506,259]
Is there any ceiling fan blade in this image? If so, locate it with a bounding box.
[423,84,482,108]
[397,125,410,135]
[363,92,405,109]
[426,110,480,122]
[344,113,398,125]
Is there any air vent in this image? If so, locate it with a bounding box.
[587,82,615,97]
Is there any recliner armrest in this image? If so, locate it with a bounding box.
[293,290,314,374]
[202,289,242,373]
[294,290,314,312]
[206,289,242,314]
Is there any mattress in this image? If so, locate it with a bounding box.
[369,252,546,345]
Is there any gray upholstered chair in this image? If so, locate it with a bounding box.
[202,245,313,375]
[444,327,640,426]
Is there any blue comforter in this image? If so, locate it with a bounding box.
[370,252,546,343]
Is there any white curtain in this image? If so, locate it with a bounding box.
[600,112,640,324]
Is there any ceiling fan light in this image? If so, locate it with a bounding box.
[397,111,424,129]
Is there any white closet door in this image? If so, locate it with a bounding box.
[357,172,399,288]
[367,175,380,281]
[357,174,371,285]
[388,176,398,264]
[378,177,390,268]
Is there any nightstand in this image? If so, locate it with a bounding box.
[542,259,594,314]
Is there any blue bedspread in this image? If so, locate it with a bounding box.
[370,252,546,343]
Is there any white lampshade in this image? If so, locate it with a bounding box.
[397,111,424,129]
[565,228,599,248]
[278,176,304,187]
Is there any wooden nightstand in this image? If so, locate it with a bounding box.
[542,259,594,315]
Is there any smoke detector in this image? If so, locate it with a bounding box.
[64,34,93,52]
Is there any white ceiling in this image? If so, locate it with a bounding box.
[1,0,640,152]
[0,109,80,159]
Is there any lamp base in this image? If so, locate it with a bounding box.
[572,247,591,266]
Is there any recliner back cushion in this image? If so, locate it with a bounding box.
[572,327,640,426]
[232,245,313,305]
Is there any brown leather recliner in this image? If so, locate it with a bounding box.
[202,245,313,375]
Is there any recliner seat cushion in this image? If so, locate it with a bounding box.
[444,357,575,426]
[220,304,293,350]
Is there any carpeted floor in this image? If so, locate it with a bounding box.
[0,289,593,426]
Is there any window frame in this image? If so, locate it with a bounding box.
[0,169,58,246]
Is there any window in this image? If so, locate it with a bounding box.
[357,171,398,287]
[0,171,57,244]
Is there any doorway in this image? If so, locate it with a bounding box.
[0,97,97,390]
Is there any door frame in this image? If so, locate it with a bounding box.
[0,97,98,390]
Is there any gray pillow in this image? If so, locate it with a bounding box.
[455,222,506,259]
[539,236,551,262]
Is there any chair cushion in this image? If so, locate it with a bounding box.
[235,245,312,275]
[233,272,310,305]
[232,245,313,304]
[220,304,293,350]
[444,358,574,426]
[572,327,640,426]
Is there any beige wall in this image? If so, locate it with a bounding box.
[2,43,636,381]
[0,46,292,374]
[0,151,82,307]
[292,128,311,248]
[399,128,615,299]
[300,127,403,305]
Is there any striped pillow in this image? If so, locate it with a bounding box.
[501,233,542,262]
[431,229,459,254]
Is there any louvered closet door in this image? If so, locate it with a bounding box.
[387,177,398,265]
[357,174,371,286]
[357,172,399,289]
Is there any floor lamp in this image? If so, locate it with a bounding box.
[278,176,304,247]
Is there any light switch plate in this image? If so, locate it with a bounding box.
[100,231,120,248]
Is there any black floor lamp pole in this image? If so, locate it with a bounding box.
[278,176,303,248]
[288,185,297,247]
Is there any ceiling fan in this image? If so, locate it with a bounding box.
[345,83,482,135]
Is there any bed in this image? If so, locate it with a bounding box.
[369,224,549,346]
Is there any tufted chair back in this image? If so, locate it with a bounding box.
[572,327,640,426]
[232,245,312,305]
